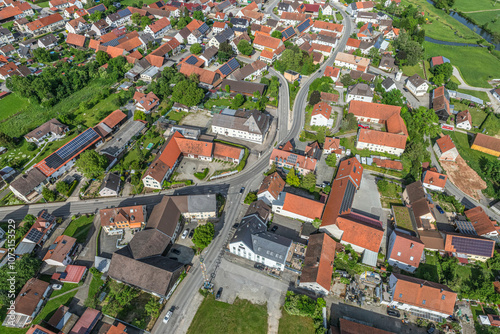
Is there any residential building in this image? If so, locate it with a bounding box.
[212,21,227,34]
[455,109,472,130]
[253,33,283,52]
[200,46,218,66]
[402,181,436,230]
[90,19,109,36]
[229,212,292,271]
[272,192,324,222]
[464,206,499,237]
[418,229,445,252]
[24,118,69,145]
[386,273,457,321]
[310,101,333,127]
[230,32,251,53]
[0,61,31,80]
[99,172,121,197]
[212,108,270,144]
[257,172,285,206]
[346,83,373,103]
[311,21,344,35]
[433,135,459,162]
[381,77,397,92]
[66,32,86,48]
[25,325,57,334]
[355,11,378,24]
[1,278,51,328]
[405,74,428,97]
[334,52,370,72]
[9,168,47,203]
[471,133,500,157]
[69,308,101,334]
[133,91,160,113]
[432,86,451,122]
[493,88,500,102]
[269,146,317,175]
[0,27,14,44]
[105,8,132,27]
[387,231,424,273]
[422,170,447,192]
[144,17,171,38]
[51,265,87,283]
[100,205,146,235]
[324,66,340,81]
[430,56,450,67]
[444,233,495,262]
[379,54,396,72]
[209,27,234,48]
[323,137,342,156]
[43,235,77,266]
[299,233,336,295]
[346,1,375,15]
[179,63,221,89]
[66,17,89,34]
[231,59,267,81]
[15,210,56,255]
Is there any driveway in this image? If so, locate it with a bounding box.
[213,257,289,334]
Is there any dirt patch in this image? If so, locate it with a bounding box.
[441,155,487,200]
[180,111,212,128]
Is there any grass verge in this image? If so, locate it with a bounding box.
[63,214,94,243]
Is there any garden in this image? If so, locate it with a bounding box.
[376,178,403,208]
[392,205,414,232]
[63,214,95,244]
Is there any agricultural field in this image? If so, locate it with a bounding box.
[453,0,498,12]
[466,11,500,35]
[0,94,30,121]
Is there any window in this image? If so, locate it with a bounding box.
[399,293,402,298]
[422,300,426,304]
[397,252,401,256]
[410,256,414,261]
[441,295,445,300]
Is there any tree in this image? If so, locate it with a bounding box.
[56,181,70,195]
[42,187,56,201]
[172,79,204,107]
[192,223,215,250]
[271,30,282,39]
[231,94,245,108]
[309,90,321,105]
[177,17,192,29]
[325,154,337,167]
[244,191,257,204]
[0,255,41,304]
[431,73,445,87]
[381,89,405,106]
[301,172,316,190]
[140,16,152,28]
[75,150,108,178]
[357,21,364,29]
[430,62,453,82]
[96,50,110,66]
[219,41,233,55]
[33,48,53,63]
[237,40,253,56]
[286,169,300,187]
[340,73,354,87]
[193,10,204,21]
[131,12,141,25]
[89,11,103,22]
[190,43,202,55]
[145,298,162,319]
[341,113,358,131]
[0,132,13,149]
[312,218,322,229]
[392,31,423,66]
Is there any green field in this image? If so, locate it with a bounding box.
[29,0,50,7]
[453,0,498,12]
[120,0,163,6]
[187,296,268,334]
[467,10,500,35]
[63,215,94,243]
[392,205,414,232]
[401,63,425,79]
[402,0,481,42]
[50,283,81,297]
[424,42,500,88]
[278,311,315,334]
[0,94,30,121]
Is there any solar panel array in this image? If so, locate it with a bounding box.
[282,26,296,40]
[296,19,311,33]
[451,236,494,257]
[198,23,209,35]
[40,211,54,222]
[185,55,199,65]
[34,329,50,334]
[26,228,43,243]
[44,128,100,169]
[287,154,298,165]
[219,58,240,76]
[455,220,477,235]
[340,180,356,214]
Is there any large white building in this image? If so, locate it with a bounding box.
[405,74,428,97]
[211,109,270,144]
[310,102,334,127]
[272,192,324,223]
[346,83,373,103]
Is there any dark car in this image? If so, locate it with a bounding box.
[386,308,401,318]
[436,205,445,214]
[427,323,436,334]
[271,225,278,232]
[232,223,239,229]
[216,287,223,300]
[188,230,194,239]
[254,263,265,270]
[172,249,181,255]
[240,187,245,194]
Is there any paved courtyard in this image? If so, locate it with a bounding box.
[175,158,236,182]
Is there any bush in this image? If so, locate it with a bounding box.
[244,191,257,204]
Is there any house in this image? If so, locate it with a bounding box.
[208,27,234,48]
[99,172,121,197]
[381,77,397,92]
[9,168,47,203]
[231,60,267,81]
[0,27,14,44]
[339,319,394,334]
[66,17,89,34]
[24,118,69,145]
[105,8,132,27]
[200,46,218,66]
[269,147,317,175]
[1,278,51,328]
[433,135,459,162]
[346,83,373,103]
[346,1,375,16]
[432,86,451,122]
[464,206,499,237]
[0,61,31,80]
[471,133,500,157]
[284,70,300,83]
[100,205,146,235]
[444,233,495,262]
[344,38,374,55]
[379,54,396,72]
[430,56,450,68]
[418,229,445,252]
[493,88,500,102]
[272,192,324,222]
[174,19,208,45]
[387,231,424,273]
[91,19,110,36]
[15,210,56,255]
[51,265,87,284]
[144,17,171,38]
[212,21,227,34]
[253,33,283,51]
[405,74,428,97]
[350,101,408,156]
[402,181,436,230]
[422,170,447,192]
[214,11,228,21]
[455,109,472,130]
[37,34,57,49]
[257,172,285,206]
[133,91,160,113]
[323,137,342,156]
[334,52,370,72]
[69,308,101,334]
[296,17,313,34]
[25,325,57,334]
[66,32,86,48]
[311,21,344,35]
[229,212,292,271]
[43,235,77,266]
[324,66,340,81]
[27,13,65,35]
[310,101,333,127]
[212,108,270,143]
[386,273,457,321]
[299,233,336,295]
[355,11,378,24]
[179,63,221,89]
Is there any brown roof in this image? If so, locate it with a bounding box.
[179,63,220,85]
[432,93,450,115]
[25,118,68,140]
[47,305,71,329]
[324,137,340,151]
[392,273,456,316]
[213,142,243,160]
[300,233,336,291]
[373,158,403,170]
[465,206,498,236]
[340,318,394,334]
[66,33,86,47]
[436,135,455,153]
[27,13,63,32]
[311,102,332,119]
[456,109,472,126]
[357,129,407,150]
[472,133,500,154]
[320,92,339,103]
[258,172,285,199]
[146,196,182,237]
[245,200,271,221]
[418,229,445,251]
[100,109,127,129]
[10,167,47,196]
[100,205,145,227]
[133,91,159,112]
[336,213,384,252]
[349,100,401,123]
[14,278,50,316]
[43,235,77,263]
[147,17,170,33]
[389,231,425,268]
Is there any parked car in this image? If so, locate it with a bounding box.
[182,229,189,239]
[436,205,445,214]
[163,309,173,324]
[172,249,181,255]
[188,230,194,239]
[216,287,223,300]
[254,263,265,270]
[240,187,245,194]
[270,225,278,232]
[232,223,239,229]
[386,308,400,318]
[52,284,62,290]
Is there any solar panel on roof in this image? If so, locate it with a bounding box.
[26,229,43,243]
[33,329,50,334]
[451,236,493,257]
[219,58,239,76]
[456,221,477,235]
[340,180,356,214]
[287,154,297,164]
[185,55,198,65]
[198,23,209,34]
[296,19,311,33]
[282,26,296,39]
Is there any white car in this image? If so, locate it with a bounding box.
[52,284,63,290]
[163,310,173,324]
[181,229,189,239]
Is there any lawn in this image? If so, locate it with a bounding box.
[452,102,488,127]
[50,282,81,297]
[376,179,403,208]
[480,113,500,136]
[0,93,30,121]
[401,0,481,42]
[423,42,500,88]
[63,214,94,243]
[401,62,425,79]
[1,21,13,29]
[467,11,500,35]
[453,0,497,12]
[187,296,268,334]
[166,110,188,122]
[194,168,209,180]
[87,271,105,304]
[414,251,441,282]
[456,89,490,103]
[471,304,500,334]
[278,311,315,334]
[392,205,414,232]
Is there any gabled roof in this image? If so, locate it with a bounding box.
[389,231,425,268]
[324,137,340,151]
[258,172,285,199]
[253,33,282,49]
[324,66,340,78]
[313,20,343,33]
[147,17,171,33]
[14,278,50,316]
[336,213,384,252]
[422,170,447,189]
[43,235,77,263]
[279,192,324,220]
[340,318,394,334]
[66,33,86,47]
[300,233,336,291]
[27,13,63,32]
[179,63,220,85]
[472,133,500,153]
[465,206,498,236]
[445,232,495,258]
[456,109,472,125]
[358,129,407,150]
[407,74,426,87]
[311,102,332,119]
[270,148,317,172]
[349,100,401,121]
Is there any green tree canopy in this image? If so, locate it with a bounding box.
[286,169,300,187]
[237,40,253,56]
[172,79,204,107]
[192,223,215,250]
[42,187,56,202]
[244,192,257,204]
[190,43,202,55]
[96,50,110,66]
[231,94,245,109]
[75,150,108,178]
[325,154,337,167]
[393,31,424,66]
[193,11,204,21]
[301,172,316,191]
[309,90,321,105]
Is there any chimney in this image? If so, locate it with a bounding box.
[420,283,423,288]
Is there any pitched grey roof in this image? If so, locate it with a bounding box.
[381,77,395,90]
[128,229,171,259]
[98,121,146,157]
[187,194,216,213]
[100,172,120,192]
[230,17,249,27]
[231,213,267,245]
[10,168,46,196]
[38,34,57,47]
[220,78,266,96]
[348,83,373,97]
[200,46,218,60]
[408,74,426,87]
[213,28,234,43]
[251,232,291,264]
[212,107,270,135]
[25,118,68,140]
[379,55,396,69]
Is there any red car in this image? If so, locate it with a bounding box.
[358,124,369,129]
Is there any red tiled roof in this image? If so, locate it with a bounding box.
[320,92,339,103]
[258,172,285,199]
[270,148,317,172]
[456,109,472,126]
[213,143,243,160]
[436,135,455,153]
[324,137,340,151]
[89,39,100,50]
[253,33,282,50]
[336,157,363,187]
[280,12,307,22]
[179,63,219,85]
[213,21,226,29]
[43,235,77,263]
[52,265,87,283]
[27,13,63,32]
[340,318,394,334]
[311,102,332,119]
[358,129,407,150]
[313,20,343,33]
[337,213,383,252]
[465,206,498,236]
[133,91,159,112]
[66,33,85,47]
[27,325,57,334]
[431,56,444,66]
[324,66,340,78]
[349,100,401,122]
[100,109,127,129]
[346,37,361,48]
[301,233,336,292]
[282,193,324,220]
[389,231,425,268]
[106,45,125,58]
[373,158,403,171]
[148,17,171,33]
[69,308,101,334]
[422,170,447,189]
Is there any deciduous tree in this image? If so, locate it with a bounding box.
[192,223,215,250]
[75,150,108,178]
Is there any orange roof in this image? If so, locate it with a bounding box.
[175,137,213,157]
[311,102,332,119]
[27,325,57,334]
[88,39,100,50]
[106,45,125,58]
[259,48,274,60]
[465,206,498,236]
[358,128,407,150]
[311,43,332,53]
[253,33,282,50]
[472,133,500,154]
[0,6,22,20]
[127,50,143,60]
[213,21,226,29]
[321,178,353,226]
[117,36,143,52]
[106,323,127,334]
[336,157,363,187]
[280,12,307,22]
[179,63,219,85]
[270,148,317,172]
[100,109,127,129]
[213,142,243,160]
[324,66,340,78]
[186,19,203,32]
[373,158,403,171]
[27,13,63,32]
[436,135,456,153]
[324,137,340,151]
[133,91,159,112]
[349,100,401,122]
[422,170,447,189]
[346,37,361,48]
[392,273,456,316]
[386,112,408,135]
[300,233,336,292]
[66,33,85,47]
[337,213,383,252]
[389,231,425,268]
[147,17,171,33]
[258,172,285,199]
[313,20,343,33]
[146,54,164,67]
[43,235,77,262]
[282,193,324,220]
[100,205,145,227]
[180,54,204,67]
